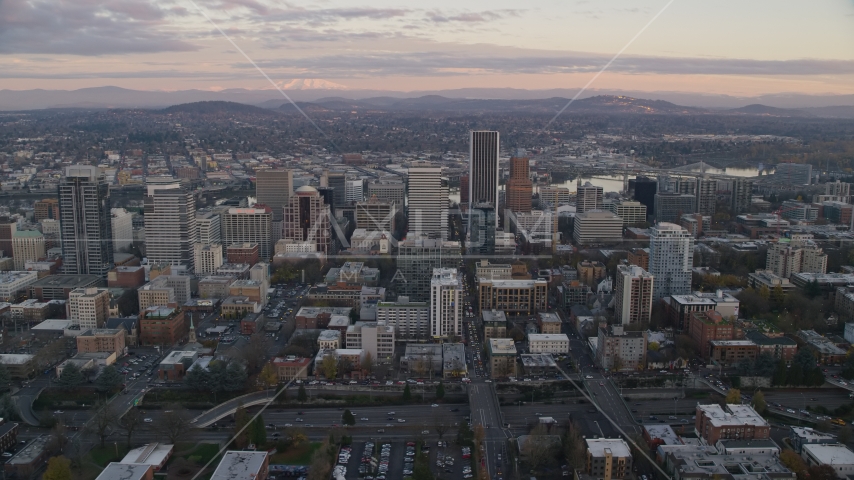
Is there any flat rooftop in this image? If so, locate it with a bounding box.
[96,463,153,480]
[528,334,569,342]
[7,435,50,465]
[120,443,173,467]
[585,438,631,458]
[30,274,101,288]
[489,338,517,355]
[520,354,557,368]
[210,451,269,480]
[801,443,854,465]
[698,404,768,428]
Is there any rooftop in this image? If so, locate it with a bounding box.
[31,319,73,331]
[643,424,682,445]
[95,463,153,480]
[539,312,561,324]
[520,353,557,368]
[482,309,507,323]
[120,443,173,467]
[210,451,269,480]
[7,435,50,465]
[528,333,569,342]
[489,338,517,355]
[585,438,631,458]
[697,404,768,428]
[802,443,854,465]
[0,354,34,365]
[791,427,836,442]
[30,274,100,288]
[709,340,757,347]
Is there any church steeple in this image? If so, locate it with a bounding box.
[188,317,197,344]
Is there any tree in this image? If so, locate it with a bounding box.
[87,402,117,447]
[0,364,10,390]
[50,421,70,454]
[772,359,788,386]
[258,363,278,390]
[735,358,753,376]
[435,381,445,400]
[521,424,560,470]
[42,456,72,480]
[118,407,145,448]
[95,365,123,392]
[780,449,807,479]
[342,409,356,426]
[185,363,210,390]
[754,353,776,378]
[752,390,767,414]
[648,342,660,352]
[564,420,586,467]
[457,420,474,446]
[319,355,337,379]
[433,413,449,440]
[250,415,266,446]
[402,383,412,402]
[788,363,805,386]
[154,405,193,444]
[0,394,18,421]
[725,388,741,404]
[117,289,140,316]
[232,406,251,450]
[58,363,85,387]
[298,385,308,402]
[224,361,248,392]
[808,465,838,480]
[243,333,272,374]
[363,351,374,375]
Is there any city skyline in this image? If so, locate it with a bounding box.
[1,0,853,96]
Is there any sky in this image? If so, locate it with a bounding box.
[1,0,853,95]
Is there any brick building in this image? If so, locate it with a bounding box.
[695,404,770,445]
[139,306,187,346]
[77,328,126,357]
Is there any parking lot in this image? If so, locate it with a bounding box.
[339,439,472,480]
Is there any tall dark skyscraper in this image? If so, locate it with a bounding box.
[59,165,114,276]
[468,130,499,233]
[632,176,658,217]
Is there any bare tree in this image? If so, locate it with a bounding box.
[521,424,559,471]
[49,421,70,454]
[86,402,118,448]
[242,333,272,374]
[154,405,194,444]
[433,413,450,440]
[118,407,145,448]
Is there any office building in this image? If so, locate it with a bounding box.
[627,248,649,271]
[488,338,517,379]
[33,199,59,222]
[143,178,198,271]
[730,177,754,214]
[478,278,548,314]
[510,210,554,249]
[0,219,14,259]
[345,179,364,203]
[376,297,429,340]
[193,243,223,275]
[662,291,740,331]
[583,438,632,480]
[596,325,647,371]
[59,165,114,276]
[573,210,624,245]
[649,223,694,300]
[468,203,497,255]
[505,157,532,214]
[255,169,292,221]
[76,328,126,358]
[578,260,606,286]
[110,208,134,252]
[137,275,191,310]
[776,163,813,185]
[139,306,187,347]
[396,237,460,301]
[631,176,657,217]
[430,268,462,338]
[195,211,221,246]
[527,333,569,354]
[221,206,272,260]
[605,200,647,226]
[282,186,332,256]
[11,231,44,271]
[695,404,770,445]
[538,186,571,207]
[615,265,654,325]
[407,164,449,240]
[654,192,696,223]
[469,130,500,218]
[345,321,395,362]
[576,181,603,214]
[367,180,406,206]
[356,196,397,232]
[696,177,717,216]
[68,287,111,330]
[226,243,259,265]
[324,171,347,207]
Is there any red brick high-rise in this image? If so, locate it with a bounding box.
[505,157,532,214]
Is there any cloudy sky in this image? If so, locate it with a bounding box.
[1,0,853,95]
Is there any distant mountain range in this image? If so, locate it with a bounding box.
[1,86,854,118]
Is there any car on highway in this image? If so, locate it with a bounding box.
[431,404,439,407]
[360,417,369,421]
[144,418,153,423]
[398,419,406,423]
[585,375,594,379]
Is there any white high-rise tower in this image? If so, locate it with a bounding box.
[407,164,448,240]
[649,223,694,300]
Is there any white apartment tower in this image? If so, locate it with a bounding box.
[576,181,603,214]
[615,264,654,325]
[196,211,221,246]
[345,179,364,203]
[649,223,694,300]
[193,243,224,275]
[144,177,198,271]
[221,206,273,260]
[407,164,449,240]
[110,208,134,252]
[12,231,45,270]
[68,287,111,330]
[767,236,827,278]
[430,268,463,338]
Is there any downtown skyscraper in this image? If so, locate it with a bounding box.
[649,223,694,300]
[407,163,448,240]
[59,165,114,276]
[469,130,499,215]
[144,177,198,272]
